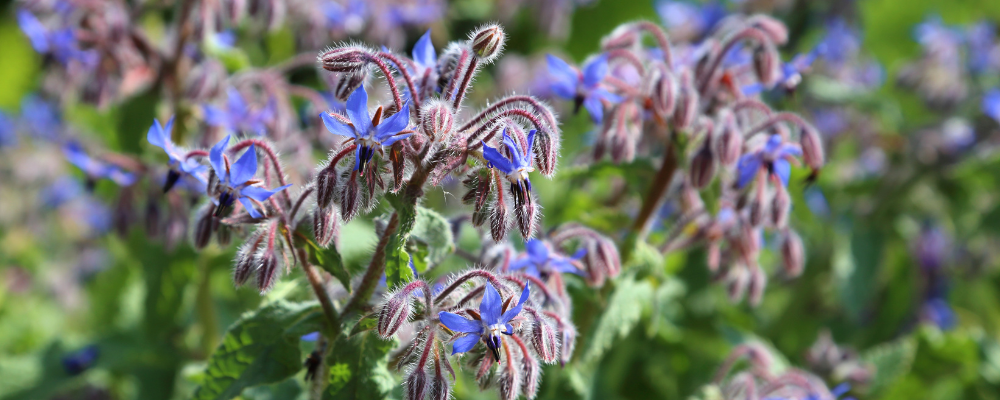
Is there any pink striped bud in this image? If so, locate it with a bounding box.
[781,229,806,278]
[531,317,559,364]
[313,207,340,247]
[559,321,577,366]
[491,199,511,242]
[748,15,789,45]
[800,124,825,170]
[752,40,781,87]
[429,359,452,400]
[747,264,766,306]
[726,266,749,303]
[647,64,677,120]
[233,230,264,287]
[672,71,699,132]
[390,142,406,193]
[334,72,367,102]
[193,204,216,250]
[470,24,506,62]
[256,250,280,293]
[421,100,454,141]
[519,349,540,399]
[377,289,413,338]
[516,197,538,239]
[319,46,369,73]
[316,165,339,210]
[714,112,743,167]
[689,143,717,189]
[596,234,622,279]
[498,369,522,400]
[770,185,790,228]
[339,171,361,222]
[533,130,560,177]
[405,367,429,400]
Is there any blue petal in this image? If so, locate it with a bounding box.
[376,103,411,141]
[412,29,436,67]
[983,89,1000,123]
[764,134,783,153]
[777,144,802,158]
[501,131,527,168]
[481,141,514,174]
[320,112,357,138]
[345,86,373,136]
[209,134,231,180]
[582,54,609,87]
[241,184,291,202]
[500,284,530,323]
[450,333,480,355]
[479,283,503,324]
[204,105,231,129]
[17,10,50,53]
[551,260,584,275]
[239,196,263,218]
[570,248,587,260]
[736,154,761,188]
[226,87,248,115]
[229,145,258,185]
[353,144,363,171]
[593,88,624,104]
[438,311,482,333]
[772,159,791,187]
[508,258,534,271]
[583,95,604,124]
[146,119,167,149]
[301,332,320,341]
[546,54,579,99]
[525,130,537,159]
[380,132,413,147]
[525,239,549,262]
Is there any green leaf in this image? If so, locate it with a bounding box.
[192,301,320,400]
[385,245,416,289]
[860,336,916,395]
[305,237,352,294]
[834,222,884,321]
[323,331,397,400]
[583,274,654,363]
[409,206,455,269]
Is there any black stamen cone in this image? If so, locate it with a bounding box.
[163,170,182,193]
[573,95,584,115]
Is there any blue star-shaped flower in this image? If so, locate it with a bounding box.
[412,29,436,72]
[983,88,1000,124]
[547,54,623,124]
[481,129,536,206]
[62,142,136,187]
[510,239,586,277]
[208,134,291,218]
[736,134,802,188]
[204,87,276,136]
[438,282,530,362]
[147,117,208,192]
[319,85,412,174]
[17,9,97,68]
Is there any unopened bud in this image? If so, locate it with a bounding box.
[470,24,506,62]
[405,367,429,400]
[519,349,540,399]
[752,41,781,87]
[339,171,361,222]
[313,207,340,247]
[749,185,765,227]
[748,15,789,45]
[377,290,413,338]
[726,267,749,303]
[316,164,339,210]
[491,201,510,242]
[531,317,559,364]
[216,224,232,246]
[672,71,699,132]
[422,100,454,140]
[429,361,452,400]
[256,251,280,293]
[559,322,577,366]
[233,231,264,287]
[747,264,766,306]
[498,369,522,400]
[689,143,716,189]
[770,185,790,228]
[714,112,743,167]
[800,124,825,170]
[334,72,367,101]
[193,204,216,250]
[534,131,560,176]
[516,198,538,239]
[646,64,677,120]
[320,46,369,73]
[781,229,805,278]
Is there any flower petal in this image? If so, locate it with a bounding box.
[583,95,605,124]
[438,311,481,333]
[241,184,291,202]
[501,131,527,167]
[481,141,514,174]
[146,119,167,149]
[412,29,436,68]
[321,112,357,138]
[346,85,373,136]
[525,239,549,263]
[582,54,609,87]
[380,132,413,147]
[229,145,258,185]
[376,103,411,141]
[546,54,579,99]
[450,333,480,355]
[209,134,231,178]
[736,154,761,188]
[238,196,263,218]
[479,283,503,324]
[226,87,247,116]
[772,159,791,187]
[525,129,537,159]
[500,284,530,323]
[17,10,50,54]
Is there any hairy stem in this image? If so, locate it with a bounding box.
[630,138,679,240]
[296,245,343,336]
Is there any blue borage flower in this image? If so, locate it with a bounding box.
[736,134,802,188]
[510,239,586,278]
[208,134,291,218]
[655,0,727,40]
[322,0,366,32]
[22,95,61,141]
[17,9,97,68]
[204,87,276,136]
[320,85,412,174]
[984,89,1000,124]
[63,142,136,187]
[147,117,209,192]
[0,111,15,148]
[481,129,536,206]
[438,283,530,362]
[547,54,623,124]
[62,345,99,376]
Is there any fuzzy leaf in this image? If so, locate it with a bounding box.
[409,206,455,269]
[323,331,397,400]
[305,236,352,294]
[192,301,321,400]
[583,273,654,363]
[860,336,916,395]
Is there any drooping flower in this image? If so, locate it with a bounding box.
[736,134,802,188]
[481,129,536,206]
[62,142,136,186]
[509,239,585,278]
[984,88,1000,124]
[208,134,291,218]
[319,85,412,174]
[17,9,97,68]
[547,54,623,123]
[438,283,530,362]
[204,87,276,136]
[147,117,208,192]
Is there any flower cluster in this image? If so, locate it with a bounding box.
[710,343,856,400]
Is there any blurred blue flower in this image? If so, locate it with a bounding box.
[383,0,443,26]
[966,21,996,73]
[438,282,529,361]
[983,88,1000,124]
[204,88,276,136]
[208,134,292,218]
[320,85,412,174]
[915,224,948,271]
[323,0,367,33]
[63,142,136,186]
[482,129,536,205]
[147,117,208,192]
[0,111,16,148]
[62,345,99,375]
[301,332,320,341]
[803,186,830,219]
[510,239,585,277]
[817,19,861,67]
[17,9,97,68]
[655,0,726,40]
[922,297,956,330]
[811,108,849,138]
[743,51,818,95]
[547,54,622,123]
[412,29,436,75]
[41,176,84,208]
[736,134,801,188]
[21,95,61,141]
[914,16,963,61]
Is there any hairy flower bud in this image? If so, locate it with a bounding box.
[519,349,540,399]
[405,367,429,400]
[233,231,263,287]
[377,290,413,338]
[559,321,577,366]
[726,266,749,303]
[339,171,361,222]
[470,24,506,62]
[316,164,339,210]
[422,100,455,141]
[770,185,790,228]
[531,316,559,364]
[429,360,452,400]
[193,204,216,250]
[672,71,699,132]
[256,250,280,293]
[752,40,781,87]
[747,264,766,306]
[646,64,677,120]
[498,369,522,400]
[748,15,789,45]
[781,229,806,278]
[533,130,560,176]
[516,198,538,239]
[216,224,232,246]
[689,143,717,189]
[334,72,367,102]
[714,112,743,167]
[313,207,340,247]
[491,200,510,242]
[320,46,369,73]
[800,124,825,170]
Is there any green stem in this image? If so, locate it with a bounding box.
[195,254,218,356]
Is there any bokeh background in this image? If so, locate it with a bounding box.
[3,0,1000,399]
